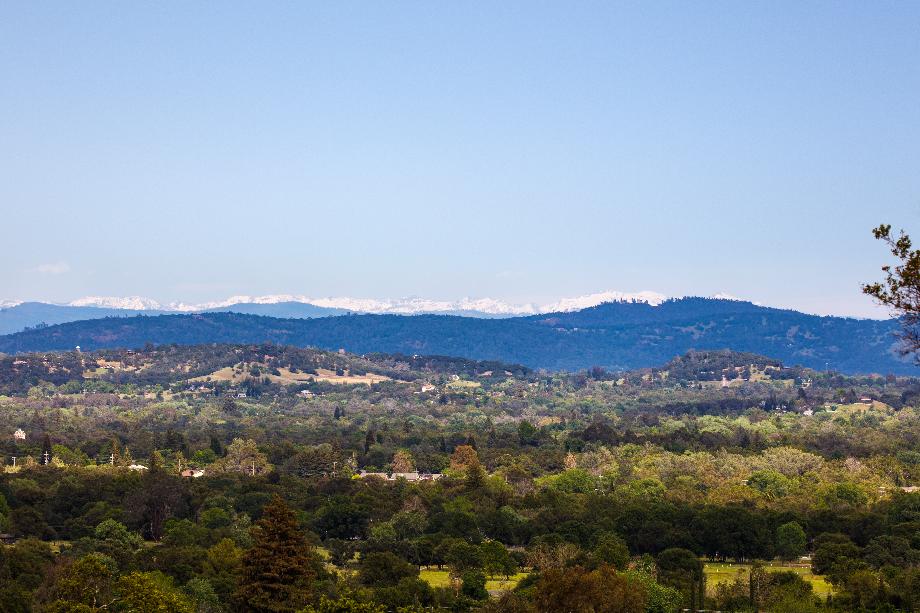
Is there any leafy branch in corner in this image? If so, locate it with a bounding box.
[863,223,920,360]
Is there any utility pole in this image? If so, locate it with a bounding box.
[11,456,16,467]
[332,460,338,478]
[251,460,255,476]
[42,451,50,465]
[110,453,115,465]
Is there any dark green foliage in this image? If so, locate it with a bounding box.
[235,495,322,612]
[776,521,807,561]
[460,570,488,600]
[357,551,417,588]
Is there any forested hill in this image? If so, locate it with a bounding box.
[0,298,910,374]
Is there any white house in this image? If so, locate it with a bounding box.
[13,429,25,441]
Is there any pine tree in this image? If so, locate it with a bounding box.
[210,435,223,457]
[235,495,320,612]
[120,446,134,467]
[110,438,122,465]
[41,433,53,465]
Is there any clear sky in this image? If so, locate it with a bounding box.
[1,2,918,317]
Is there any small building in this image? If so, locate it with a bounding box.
[420,384,436,393]
[0,533,17,545]
[128,464,148,471]
[357,470,443,482]
[13,429,25,441]
[391,472,420,482]
[358,471,389,480]
[181,469,205,478]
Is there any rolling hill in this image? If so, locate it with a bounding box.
[0,298,911,374]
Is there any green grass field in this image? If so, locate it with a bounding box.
[419,569,529,593]
[391,561,833,600]
[704,561,834,598]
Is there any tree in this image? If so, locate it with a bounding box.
[864,224,920,359]
[460,570,488,600]
[357,552,416,588]
[183,577,221,613]
[48,553,117,612]
[125,453,184,541]
[532,565,646,613]
[391,449,415,473]
[209,436,223,457]
[41,434,53,465]
[445,541,483,578]
[213,439,271,476]
[235,495,321,612]
[656,548,705,612]
[480,541,517,579]
[116,571,194,613]
[776,521,807,561]
[518,421,539,446]
[205,538,242,604]
[92,519,142,568]
[593,532,631,570]
[812,533,865,585]
[449,445,480,472]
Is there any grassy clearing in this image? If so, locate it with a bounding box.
[446,380,481,390]
[419,569,529,593]
[704,561,834,598]
[420,569,452,588]
[190,364,394,386]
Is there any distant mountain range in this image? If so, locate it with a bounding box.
[0,298,911,375]
[0,290,671,335]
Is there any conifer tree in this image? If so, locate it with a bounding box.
[110,438,121,465]
[41,434,53,465]
[235,494,320,612]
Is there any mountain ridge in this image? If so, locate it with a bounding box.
[0,298,909,375]
[0,290,673,335]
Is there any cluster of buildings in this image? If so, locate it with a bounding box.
[357,471,444,482]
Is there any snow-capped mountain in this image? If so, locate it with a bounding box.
[69,296,167,310]
[541,290,667,312]
[60,290,673,316]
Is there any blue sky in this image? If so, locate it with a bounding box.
[1,2,918,317]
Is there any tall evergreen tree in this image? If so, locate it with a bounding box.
[41,434,53,465]
[210,435,223,457]
[235,495,320,612]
